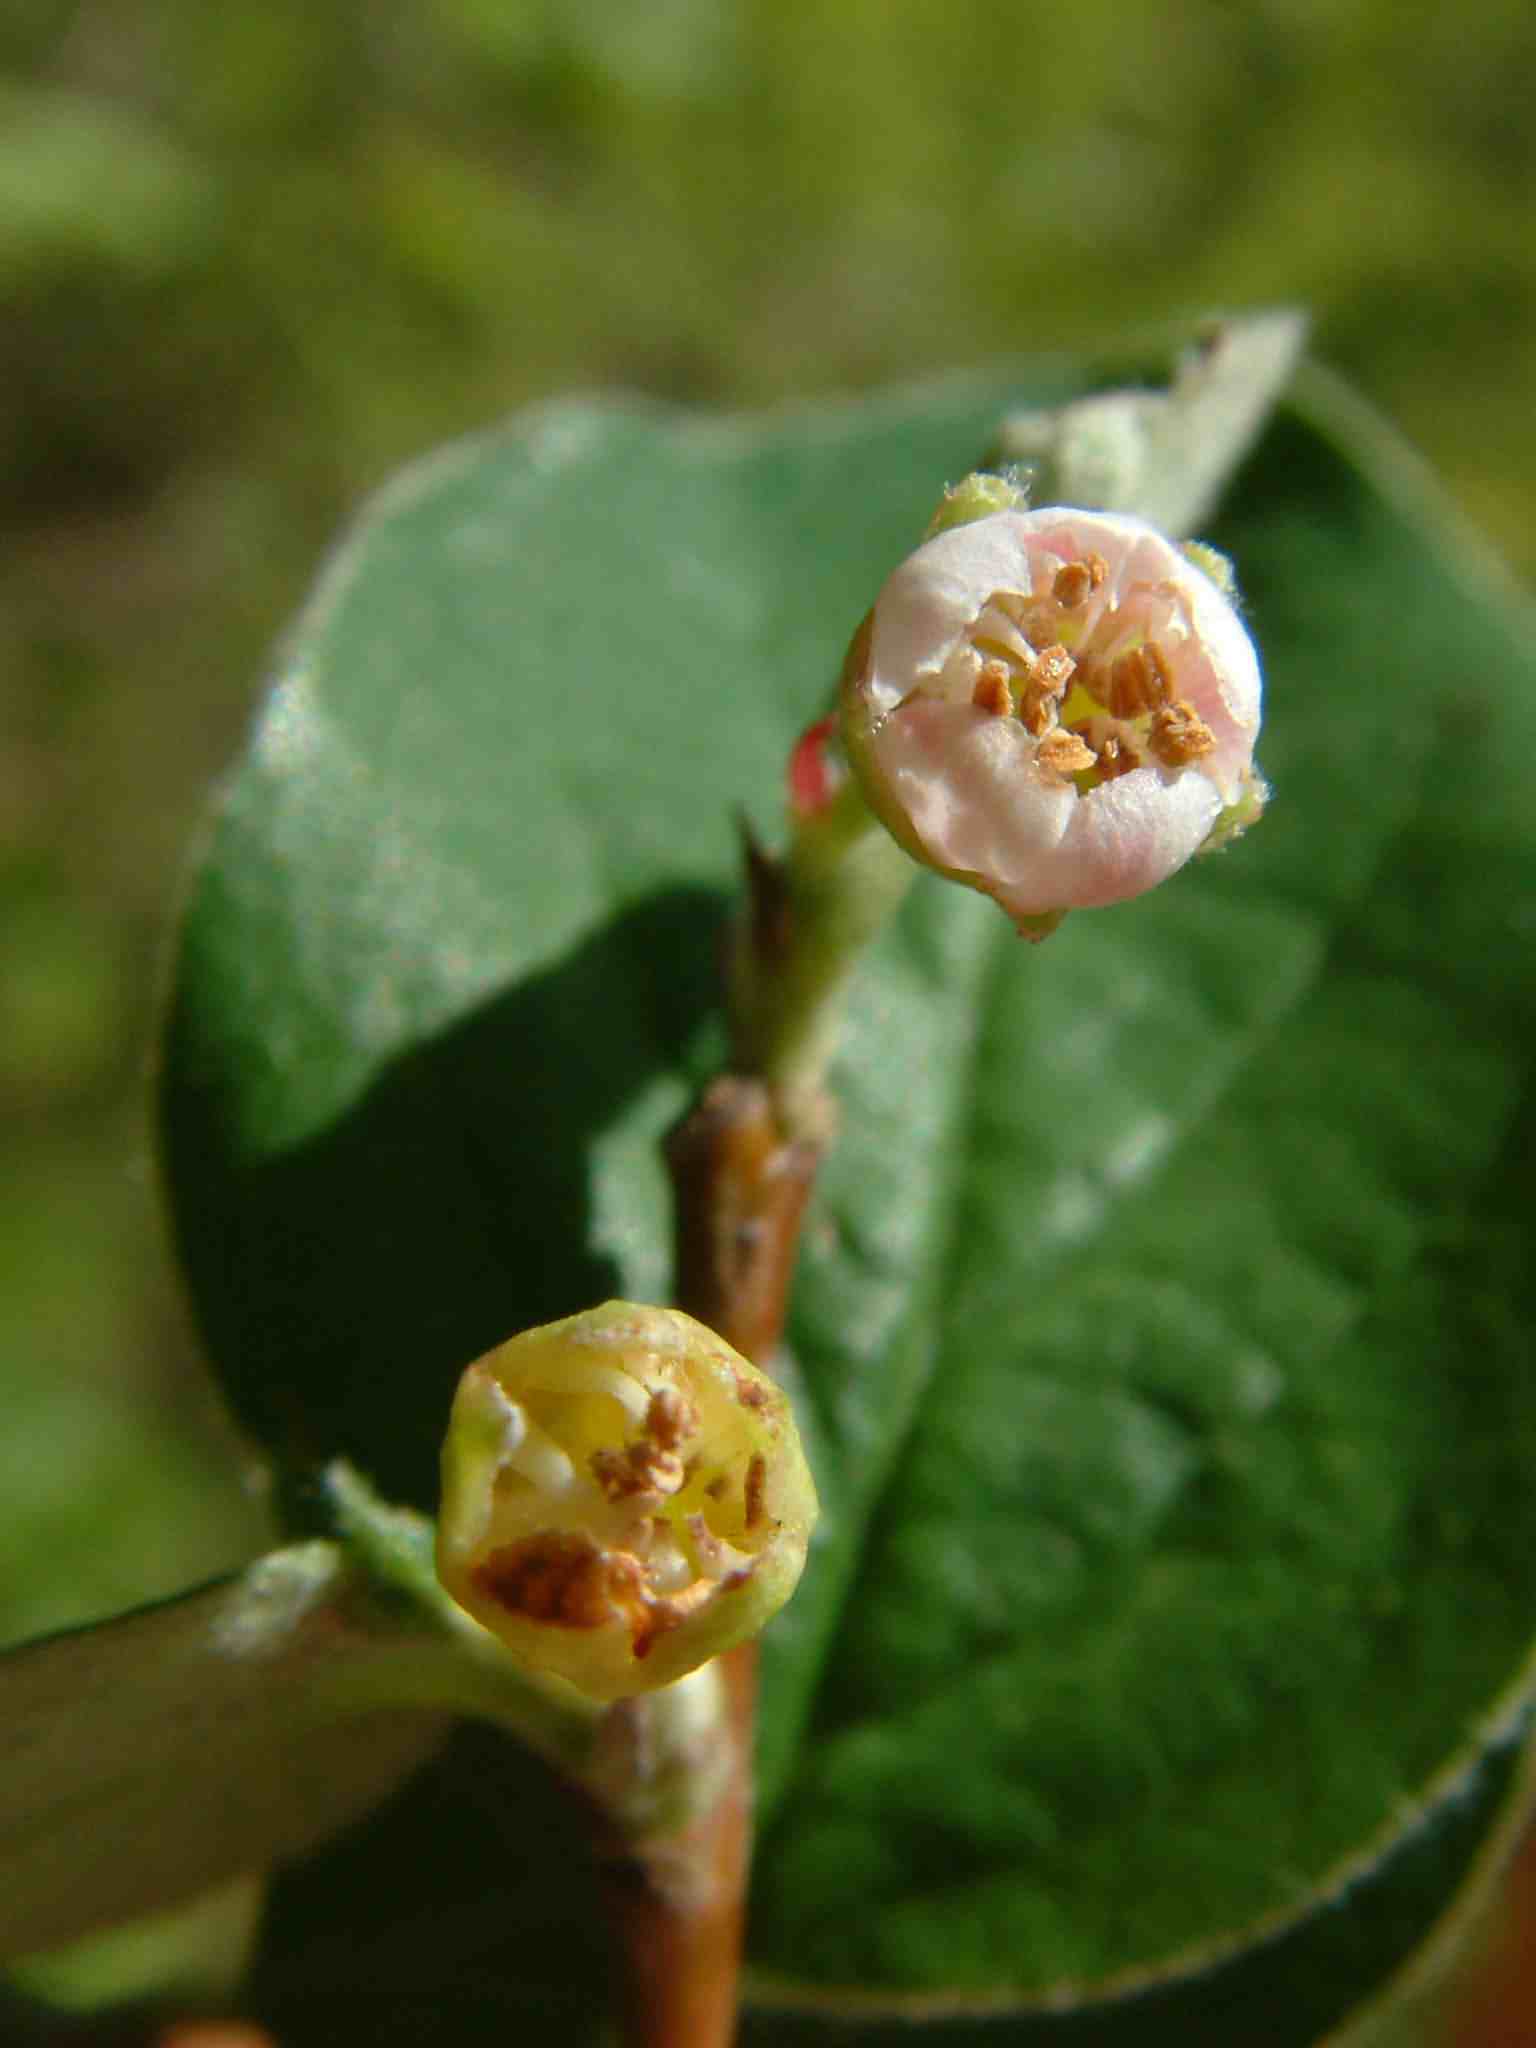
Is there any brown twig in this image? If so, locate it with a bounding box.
[1448,1813,1536,2046]
[593,1643,759,2048]
[590,1073,825,2048]
[665,1075,822,1366]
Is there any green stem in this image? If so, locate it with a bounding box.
[728,776,913,1130]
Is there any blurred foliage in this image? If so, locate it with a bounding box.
[1,0,1534,1673]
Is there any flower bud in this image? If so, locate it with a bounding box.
[840,498,1265,933]
[437,1302,817,1702]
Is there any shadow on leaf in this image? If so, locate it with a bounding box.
[163,884,726,1512]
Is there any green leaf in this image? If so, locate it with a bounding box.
[156,342,1536,2040]
[0,1546,445,1964]
[989,307,1306,537]
[0,1462,710,1998]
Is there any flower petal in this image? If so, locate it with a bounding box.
[843,501,1264,924]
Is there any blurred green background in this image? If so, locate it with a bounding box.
[3,0,1535,1652]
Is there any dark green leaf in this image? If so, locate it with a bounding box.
[157,352,1536,2039]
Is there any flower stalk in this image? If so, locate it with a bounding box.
[726,771,914,1134]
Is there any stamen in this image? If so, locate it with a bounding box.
[744,1453,767,1531]
[644,1388,698,1450]
[1106,642,1173,720]
[685,1513,756,1582]
[1053,560,1092,607]
[1036,729,1096,780]
[1107,653,1138,720]
[1097,735,1142,780]
[590,1438,687,1502]
[988,589,1033,629]
[473,1531,644,1630]
[504,1417,578,1493]
[1018,681,1058,737]
[632,1578,716,1658]
[1032,644,1076,695]
[733,1372,769,1412]
[1013,645,1071,735]
[1148,699,1217,767]
[530,1359,650,1423]
[969,590,1043,674]
[1052,554,1105,607]
[971,660,1015,718]
[1107,648,1154,720]
[1142,641,1174,707]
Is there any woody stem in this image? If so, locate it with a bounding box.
[590,1075,823,2048]
[596,797,888,2047]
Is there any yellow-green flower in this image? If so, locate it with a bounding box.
[438,1302,817,1702]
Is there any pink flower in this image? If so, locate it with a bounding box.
[840,506,1264,933]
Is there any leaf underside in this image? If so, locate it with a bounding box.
[158,350,1536,2042]
[0,1548,445,1964]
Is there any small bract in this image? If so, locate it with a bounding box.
[840,503,1265,933]
[437,1302,817,1701]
